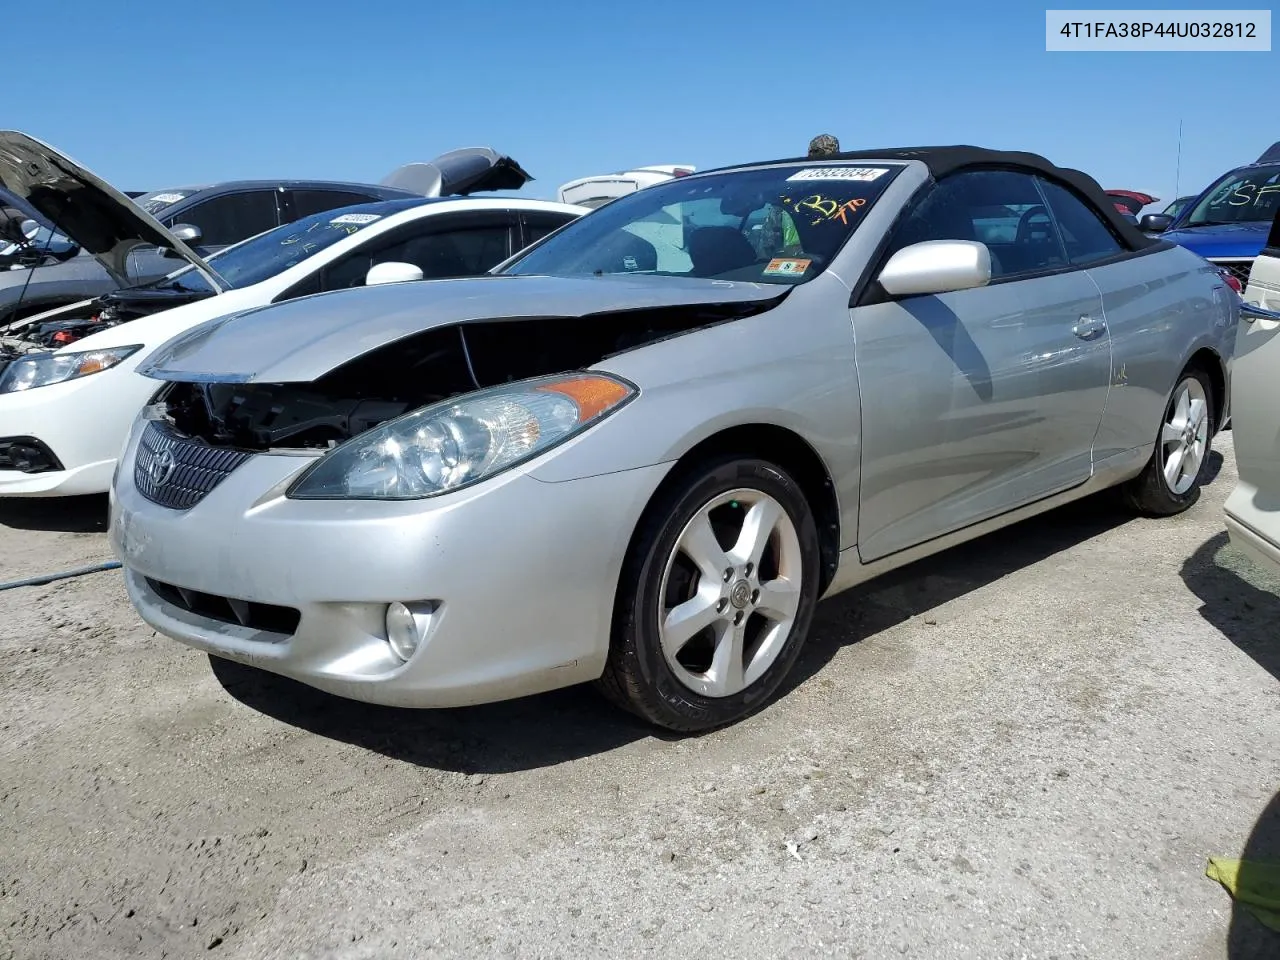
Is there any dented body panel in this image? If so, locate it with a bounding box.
[137,274,787,384]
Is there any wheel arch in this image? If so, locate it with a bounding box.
[620,423,842,596]
[1184,345,1228,433]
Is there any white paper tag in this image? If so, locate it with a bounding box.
[148,192,186,203]
[329,213,381,225]
[786,167,889,182]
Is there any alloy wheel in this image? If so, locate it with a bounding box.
[657,488,803,698]
[1160,375,1210,495]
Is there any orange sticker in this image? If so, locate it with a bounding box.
[763,258,812,277]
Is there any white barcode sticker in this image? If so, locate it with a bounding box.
[329,213,381,225]
[786,167,889,182]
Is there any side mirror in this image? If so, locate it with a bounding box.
[366,261,424,286]
[20,218,40,240]
[878,240,992,297]
[162,223,203,259]
[1139,213,1173,233]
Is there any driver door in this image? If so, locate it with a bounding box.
[851,169,1112,562]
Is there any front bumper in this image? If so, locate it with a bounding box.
[1224,485,1280,580]
[110,419,671,708]
[0,362,155,497]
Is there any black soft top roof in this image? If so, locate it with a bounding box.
[721,144,1161,250]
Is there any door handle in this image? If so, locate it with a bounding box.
[1072,315,1106,340]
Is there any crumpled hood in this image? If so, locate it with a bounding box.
[137,274,787,384]
[1162,220,1271,260]
[0,130,223,290]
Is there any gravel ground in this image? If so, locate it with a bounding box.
[1,434,1276,960]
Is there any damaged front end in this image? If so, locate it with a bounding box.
[149,299,773,455]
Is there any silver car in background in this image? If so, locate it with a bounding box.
[110,147,1238,732]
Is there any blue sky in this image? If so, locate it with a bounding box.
[9,1,1276,208]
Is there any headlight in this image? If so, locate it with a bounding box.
[287,373,636,500]
[0,345,143,394]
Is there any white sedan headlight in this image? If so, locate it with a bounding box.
[0,345,143,394]
[287,373,636,500]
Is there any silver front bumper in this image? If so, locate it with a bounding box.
[110,418,671,708]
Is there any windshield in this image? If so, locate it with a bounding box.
[1182,163,1280,227]
[135,189,196,216]
[502,163,904,285]
[138,201,417,294]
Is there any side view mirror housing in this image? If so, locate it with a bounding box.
[163,223,203,258]
[366,261,424,286]
[20,218,40,240]
[878,240,992,297]
[1139,213,1174,233]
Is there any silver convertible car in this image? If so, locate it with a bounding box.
[110,147,1239,732]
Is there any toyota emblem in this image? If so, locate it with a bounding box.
[148,446,176,487]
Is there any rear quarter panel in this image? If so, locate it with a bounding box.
[1086,246,1235,461]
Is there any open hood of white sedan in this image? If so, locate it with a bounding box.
[0,130,225,291]
[137,274,787,384]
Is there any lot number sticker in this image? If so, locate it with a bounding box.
[786,167,889,182]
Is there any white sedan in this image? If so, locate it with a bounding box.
[0,133,586,496]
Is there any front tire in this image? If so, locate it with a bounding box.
[1121,366,1215,516]
[598,457,821,733]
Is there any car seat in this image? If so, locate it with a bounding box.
[687,226,758,276]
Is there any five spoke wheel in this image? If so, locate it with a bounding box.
[1160,375,1210,495]
[658,488,803,698]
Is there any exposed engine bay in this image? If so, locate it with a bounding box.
[2,286,206,350]
[0,288,210,379]
[154,303,768,451]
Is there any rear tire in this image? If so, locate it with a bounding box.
[597,456,821,733]
[1121,366,1215,516]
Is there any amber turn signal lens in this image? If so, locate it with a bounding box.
[537,376,633,421]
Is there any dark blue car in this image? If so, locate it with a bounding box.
[1142,141,1280,290]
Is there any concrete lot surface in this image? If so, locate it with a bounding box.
[1,434,1276,959]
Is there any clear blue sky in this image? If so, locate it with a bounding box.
[10,1,1276,208]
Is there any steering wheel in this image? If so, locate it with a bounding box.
[1015,204,1051,243]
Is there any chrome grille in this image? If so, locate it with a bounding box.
[1208,258,1255,289]
[134,420,253,510]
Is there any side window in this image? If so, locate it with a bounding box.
[170,191,279,246]
[320,220,514,291]
[522,212,577,248]
[884,169,1068,281]
[290,189,380,219]
[1038,179,1126,265]
[405,223,513,277]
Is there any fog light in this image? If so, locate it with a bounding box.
[385,601,435,662]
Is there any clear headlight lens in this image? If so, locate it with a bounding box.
[0,345,143,394]
[287,373,636,500]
